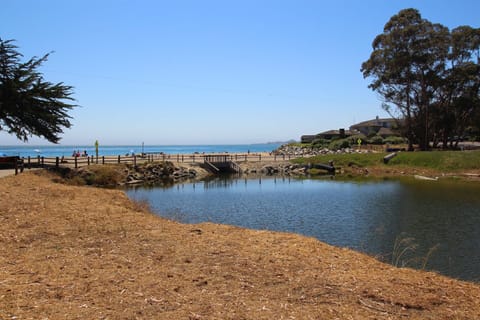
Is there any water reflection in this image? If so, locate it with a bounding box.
[126,177,480,282]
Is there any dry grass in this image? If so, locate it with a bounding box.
[1,172,479,319]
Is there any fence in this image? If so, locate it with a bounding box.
[19,152,298,170]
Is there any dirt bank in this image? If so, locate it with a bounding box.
[1,172,479,319]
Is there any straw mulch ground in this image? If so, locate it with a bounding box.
[1,172,479,319]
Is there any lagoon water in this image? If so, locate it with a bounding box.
[126,177,480,282]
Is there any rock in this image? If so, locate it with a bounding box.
[261,166,279,175]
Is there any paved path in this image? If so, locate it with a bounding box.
[0,169,16,178]
[0,168,41,178]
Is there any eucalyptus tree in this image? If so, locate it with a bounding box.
[0,38,76,143]
[436,26,480,148]
[361,8,450,150]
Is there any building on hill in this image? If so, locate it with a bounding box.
[377,127,395,138]
[349,116,399,136]
[316,129,355,140]
[301,129,354,143]
[300,117,401,143]
[301,135,317,143]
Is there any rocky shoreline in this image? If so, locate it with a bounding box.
[273,144,376,156]
[124,162,204,184]
[52,145,381,187]
[50,161,208,187]
[241,162,308,176]
[64,158,332,187]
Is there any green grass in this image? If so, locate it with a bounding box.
[389,150,480,171]
[293,150,480,171]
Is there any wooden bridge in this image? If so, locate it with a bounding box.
[203,155,242,174]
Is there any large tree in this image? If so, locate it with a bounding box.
[436,26,480,148]
[0,38,76,143]
[361,8,480,150]
[361,8,449,151]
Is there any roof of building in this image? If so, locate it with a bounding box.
[350,117,397,128]
[318,129,355,136]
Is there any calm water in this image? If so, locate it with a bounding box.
[126,177,480,282]
[0,143,280,158]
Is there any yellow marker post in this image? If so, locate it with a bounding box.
[95,140,99,164]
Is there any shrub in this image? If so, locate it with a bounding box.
[349,134,367,145]
[92,167,122,186]
[328,138,351,150]
[312,138,329,149]
[384,136,406,144]
[368,135,384,145]
[78,165,124,186]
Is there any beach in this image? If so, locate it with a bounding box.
[0,143,282,158]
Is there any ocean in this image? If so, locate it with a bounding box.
[0,143,282,158]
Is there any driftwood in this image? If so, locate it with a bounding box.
[414,175,438,181]
[383,152,397,164]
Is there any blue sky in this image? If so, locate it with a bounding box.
[1,0,479,145]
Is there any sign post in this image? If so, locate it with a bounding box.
[95,140,99,164]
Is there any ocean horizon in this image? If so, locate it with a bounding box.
[0,143,283,158]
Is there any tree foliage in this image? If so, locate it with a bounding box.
[0,38,76,143]
[361,8,480,150]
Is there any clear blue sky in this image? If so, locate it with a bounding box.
[1,0,479,145]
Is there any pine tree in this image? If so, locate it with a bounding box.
[0,38,76,143]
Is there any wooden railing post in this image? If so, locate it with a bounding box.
[56,157,60,168]
[27,156,31,169]
[102,156,105,165]
[74,156,78,169]
[118,155,121,164]
[133,155,137,166]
